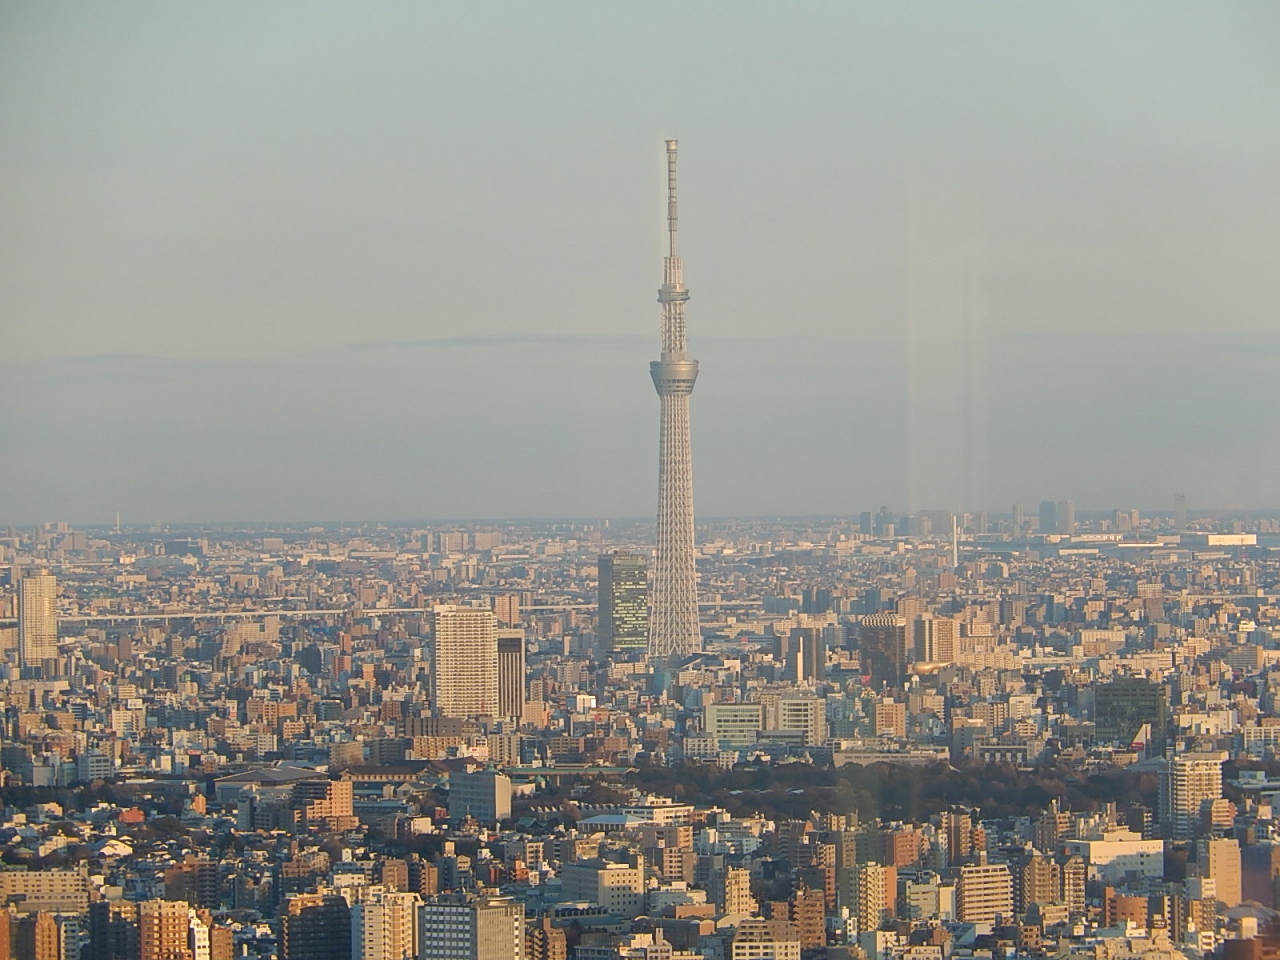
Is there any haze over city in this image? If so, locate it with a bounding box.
[8,8,1280,960]
[2,3,1278,522]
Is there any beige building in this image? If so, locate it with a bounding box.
[729,919,802,960]
[957,863,1013,926]
[1196,837,1241,908]
[1159,753,1225,840]
[912,614,956,664]
[560,858,645,919]
[351,890,420,960]
[138,900,191,960]
[419,896,523,960]
[432,605,499,719]
[0,869,90,914]
[18,573,57,670]
[706,703,764,747]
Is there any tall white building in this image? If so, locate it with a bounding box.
[351,890,420,960]
[432,605,498,719]
[18,572,57,670]
[648,140,701,662]
[1159,753,1226,840]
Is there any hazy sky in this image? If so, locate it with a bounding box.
[2,3,1278,523]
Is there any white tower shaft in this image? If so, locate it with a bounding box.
[649,140,700,660]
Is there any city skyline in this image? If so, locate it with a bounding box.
[2,5,1279,521]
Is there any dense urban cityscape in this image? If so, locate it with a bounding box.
[4,5,1277,960]
[1,503,1279,960]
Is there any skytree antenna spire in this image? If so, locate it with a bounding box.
[649,140,700,661]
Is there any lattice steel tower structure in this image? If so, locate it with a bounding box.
[648,140,701,660]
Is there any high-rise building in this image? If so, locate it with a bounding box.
[87,901,140,960]
[1095,676,1167,755]
[1159,753,1226,841]
[496,632,525,722]
[648,140,701,662]
[138,900,191,960]
[1013,854,1059,919]
[419,896,524,960]
[492,595,520,628]
[957,863,1013,925]
[525,916,567,960]
[1038,501,1058,535]
[1057,500,1076,536]
[858,613,908,688]
[715,867,756,917]
[18,573,57,671]
[1196,838,1241,908]
[351,891,420,960]
[788,628,824,684]
[598,553,648,655]
[1012,503,1024,533]
[281,894,351,960]
[432,605,498,719]
[912,615,956,664]
[15,912,59,960]
[1174,493,1187,528]
[854,863,892,933]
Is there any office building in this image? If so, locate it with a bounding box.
[560,858,645,919]
[788,627,824,684]
[432,605,499,719]
[1038,501,1057,535]
[1057,500,1075,535]
[419,897,524,960]
[1095,676,1167,755]
[18,573,57,671]
[648,140,701,662]
[448,770,512,826]
[598,552,648,655]
[496,632,525,722]
[0,870,90,915]
[767,696,826,746]
[351,891,420,960]
[857,614,908,688]
[705,703,763,747]
[282,894,351,960]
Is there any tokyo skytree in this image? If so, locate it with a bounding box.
[648,140,701,660]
